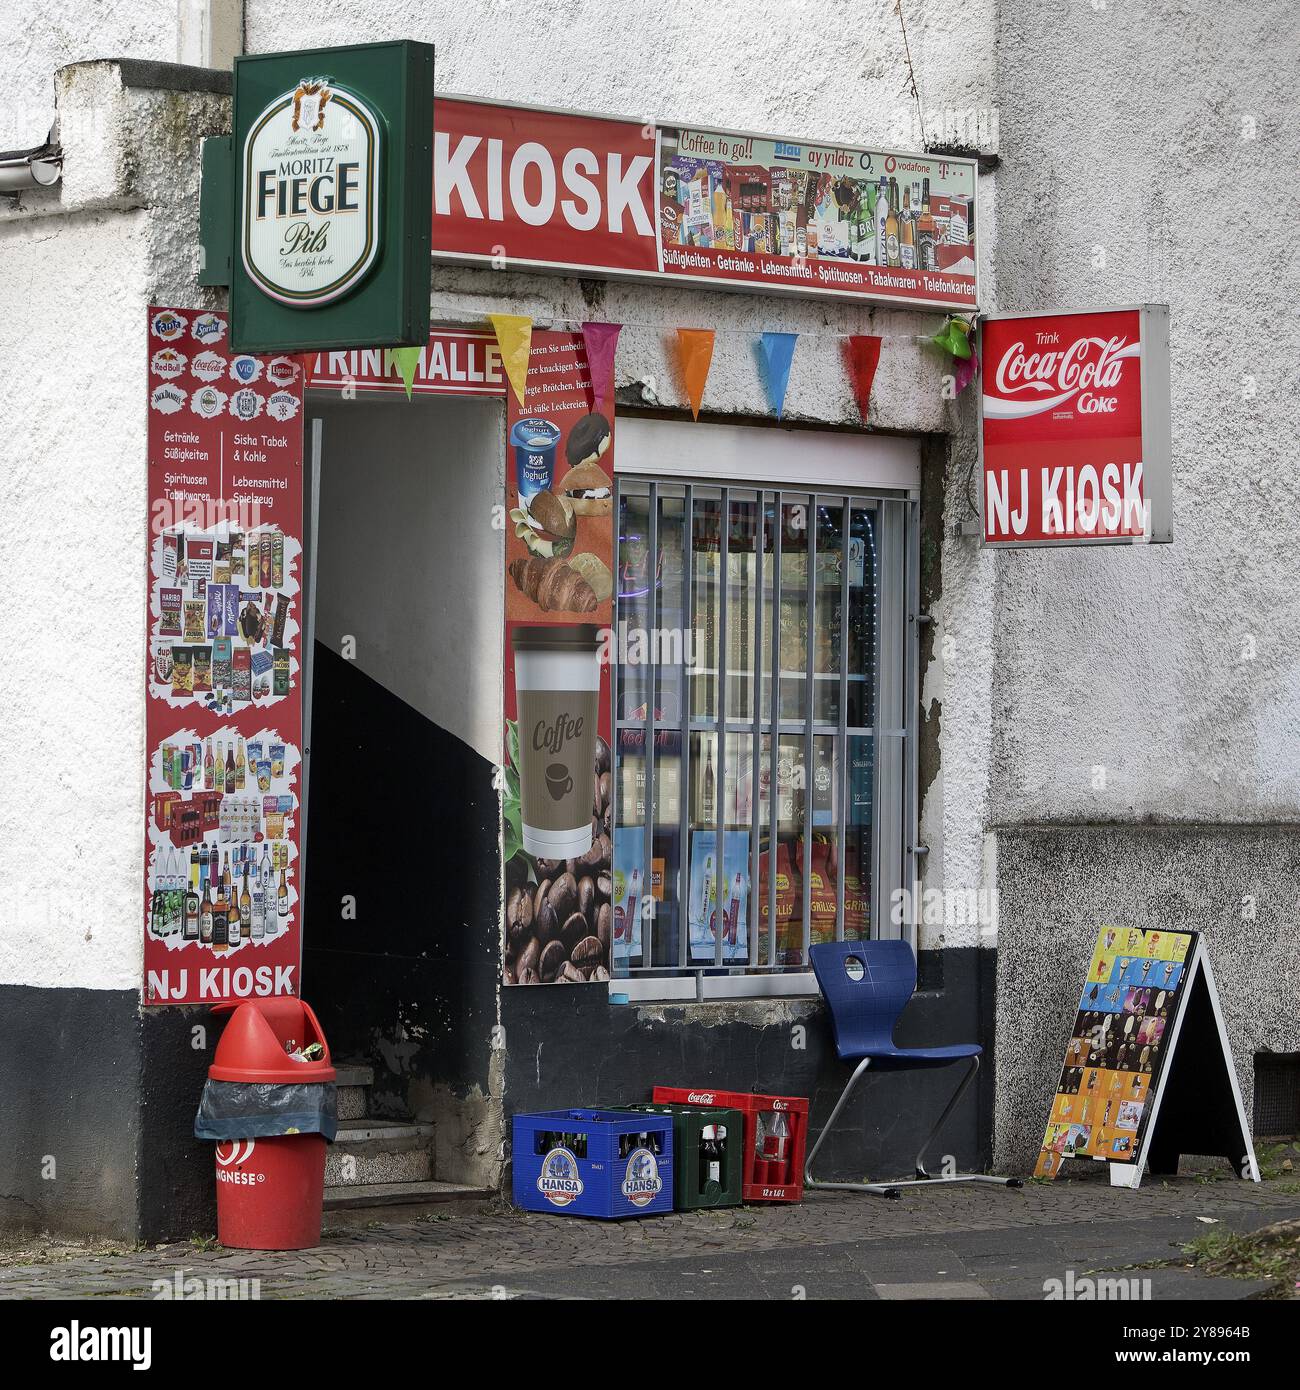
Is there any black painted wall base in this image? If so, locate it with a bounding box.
[500,946,996,1186]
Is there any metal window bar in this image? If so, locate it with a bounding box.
[749,492,764,968]
[641,480,659,968]
[715,487,729,969]
[678,484,693,972]
[609,478,907,981]
[803,496,816,966]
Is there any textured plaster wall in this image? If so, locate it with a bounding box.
[0,64,230,990]
[988,3,1300,1162]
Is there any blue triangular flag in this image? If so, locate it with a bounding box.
[758,332,798,420]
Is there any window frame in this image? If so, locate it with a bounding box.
[610,417,921,1002]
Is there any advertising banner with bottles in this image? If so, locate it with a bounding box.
[501,332,617,986]
[143,306,305,1004]
[432,97,978,311]
[979,304,1172,546]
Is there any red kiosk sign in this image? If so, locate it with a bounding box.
[979,305,1171,546]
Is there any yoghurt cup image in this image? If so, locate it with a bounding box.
[510,417,561,511]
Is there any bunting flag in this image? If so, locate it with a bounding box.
[757,332,798,420]
[297,352,317,389]
[489,313,534,407]
[844,335,883,426]
[931,316,973,360]
[580,321,622,409]
[675,327,715,420]
[388,346,422,401]
[953,344,980,396]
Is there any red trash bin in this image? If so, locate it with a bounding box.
[207,997,336,1250]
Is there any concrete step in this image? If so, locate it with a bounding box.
[333,1063,376,1121]
[323,1179,487,1211]
[325,1120,436,1188]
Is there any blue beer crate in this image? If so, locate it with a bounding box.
[512,1109,674,1219]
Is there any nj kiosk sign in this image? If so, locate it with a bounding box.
[979,306,1172,546]
[227,41,435,352]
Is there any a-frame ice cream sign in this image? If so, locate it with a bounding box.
[979,305,1172,546]
[1035,927,1259,1189]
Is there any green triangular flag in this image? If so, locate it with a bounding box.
[931,317,972,360]
[388,346,422,400]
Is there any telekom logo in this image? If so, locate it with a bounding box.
[986,334,1139,419]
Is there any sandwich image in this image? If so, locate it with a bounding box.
[559,412,613,515]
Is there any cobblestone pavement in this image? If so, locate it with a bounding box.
[3,1172,1299,1300]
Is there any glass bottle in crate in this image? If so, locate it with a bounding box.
[758,1110,790,1185]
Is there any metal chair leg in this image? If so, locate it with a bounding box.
[805,1053,1023,1198]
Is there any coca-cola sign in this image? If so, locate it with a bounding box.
[979,306,1172,546]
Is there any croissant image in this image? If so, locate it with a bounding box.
[509,556,598,613]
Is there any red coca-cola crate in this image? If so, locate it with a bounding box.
[652,1085,809,1202]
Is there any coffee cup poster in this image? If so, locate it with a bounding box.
[143,306,305,1004]
[502,332,615,986]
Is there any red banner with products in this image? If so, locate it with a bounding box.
[143,306,305,1005]
[431,97,978,310]
[980,306,1170,546]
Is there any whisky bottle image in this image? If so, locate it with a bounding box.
[213,879,228,952]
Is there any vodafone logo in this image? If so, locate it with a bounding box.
[985,335,1139,420]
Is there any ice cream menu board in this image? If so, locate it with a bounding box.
[501,332,615,986]
[143,306,304,1004]
[1034,926,1194,1179]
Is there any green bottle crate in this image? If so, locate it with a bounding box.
[615,1102,744,1210]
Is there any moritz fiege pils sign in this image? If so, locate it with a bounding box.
[979,306,1172,546]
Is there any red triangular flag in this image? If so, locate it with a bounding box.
[844,335,882,426]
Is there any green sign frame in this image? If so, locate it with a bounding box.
[228,40,434,353]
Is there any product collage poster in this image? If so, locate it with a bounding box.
[143,306,305,1004]
[1034,926,1195,1178]
[501,332,616,986]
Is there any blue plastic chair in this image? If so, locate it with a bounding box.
[806,940,1022,1198]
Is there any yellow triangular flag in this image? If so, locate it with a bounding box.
[387,346,422,401]
[489,313,533,408]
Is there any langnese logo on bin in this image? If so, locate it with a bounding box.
[621,1148,663,1207]
[537,1147,584,1207]
[215,1139,265,1185]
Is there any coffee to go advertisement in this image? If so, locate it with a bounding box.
[431,96,977,311]
[979,305,1172,547]
[502,333,615,988]
[144,306,305,1005]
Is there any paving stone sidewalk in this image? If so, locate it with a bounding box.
[3,1173,1298,1300]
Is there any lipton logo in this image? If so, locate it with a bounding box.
[621,1148,663,1207]
[242,77,382,308]
[537,1147,584,1207]
[984,334,1139,420]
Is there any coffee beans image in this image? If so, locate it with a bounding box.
[503,734,613,985]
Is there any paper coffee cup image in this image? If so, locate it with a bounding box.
[512,623,601,858]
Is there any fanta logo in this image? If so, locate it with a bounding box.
[152,310,187,340]
[621,1148,663,1207]
[537,1147,584,1207]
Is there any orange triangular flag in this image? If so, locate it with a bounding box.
[675,328,715,420]
[489,314,533,407]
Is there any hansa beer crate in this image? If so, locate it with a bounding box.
[652,1086,809,1203]
[614,1102,744,1210]
[512,1109,673,1219]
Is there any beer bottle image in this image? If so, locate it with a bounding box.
[199,883,214,944]
[235,739,246,790]
[917,177,936,271]
[225,743,235,791]
[213,880,228,952]
[278,867,289,919]
[885,178,900,266]
[227,890,241,947]
[239,864,252,942]
[214,739,224,792]
[204,739,214,790]
[900,185,915,269]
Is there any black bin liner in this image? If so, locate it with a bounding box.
[195,1079,337,1142]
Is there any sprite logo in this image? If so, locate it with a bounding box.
[621,1148,663,1207]
[537,1148,584,1207]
